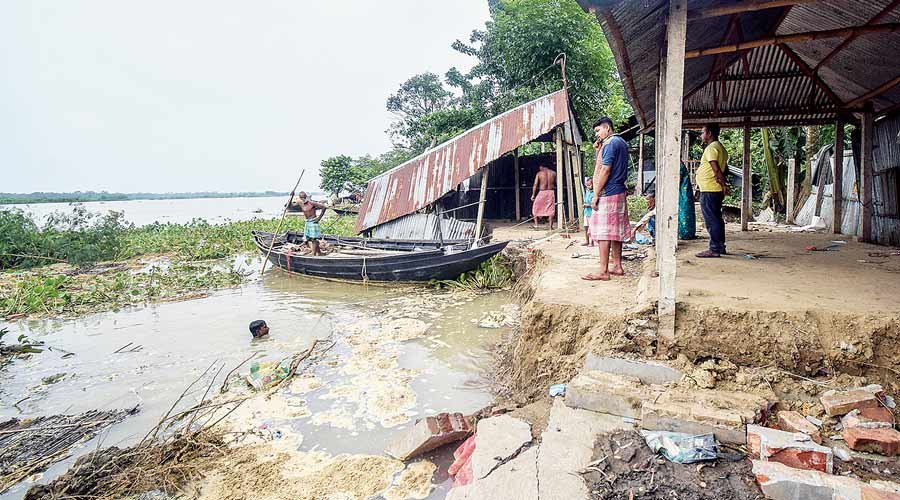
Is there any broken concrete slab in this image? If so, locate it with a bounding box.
[537,398,633,500]
[446,446,539,500]
[564,370,662,418]
[843,427,900,456]
[747,424,833,473]
[385,412,473,460]
[777,410,822,444]
[820,384,885,417]
[752,460,900,500]
[470,414,532,480]
[583,354,682,385]
[641,388,768,444]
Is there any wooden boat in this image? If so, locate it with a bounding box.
[252,231,509,282]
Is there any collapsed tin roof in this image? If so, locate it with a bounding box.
[356,89,581,233]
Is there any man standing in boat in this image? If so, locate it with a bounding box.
[295,192,327,256]
[531,164,557,229]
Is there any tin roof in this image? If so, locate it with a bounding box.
[356,89,578,233]
[578,0,900,128]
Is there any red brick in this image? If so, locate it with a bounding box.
[386,412,475,460]
[844,427,900,457]
[820,385,885,417]
[777,410,822,443]
[747,425,833,473]
[859,407,896,424]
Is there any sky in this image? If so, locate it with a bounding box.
[0,1,491,194]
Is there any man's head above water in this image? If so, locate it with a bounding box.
[249,320,269,338]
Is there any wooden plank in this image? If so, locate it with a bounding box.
[474,165,489,242]
[514,149,522,221]
[572,146,586,230]
[658,0,687,343]
[636,133,645,196]
[832,120,844,234]
[860,108,874,242]
[555,128,566,230]
[742,123,752,230]
[565,145,576,225]
[689,0,815,20]
[786,158,797,224]
[685,23,900,59]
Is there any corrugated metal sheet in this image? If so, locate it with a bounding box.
[794,151,861,236]
[356,89,576,233]
[369,213,476,241]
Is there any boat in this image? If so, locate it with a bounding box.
[252,231,509,282]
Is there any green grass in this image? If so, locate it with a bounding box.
[628,196,649,222]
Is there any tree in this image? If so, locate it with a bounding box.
[386,73,453,120]
[319,150,413,195]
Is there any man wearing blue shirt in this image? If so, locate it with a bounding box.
[584,117,629,281]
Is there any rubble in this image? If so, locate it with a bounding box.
[446,447,538,500]
[777,410,822,443]
[820,385,885,417]
[564,370,661,418]
[582,354,683,385]
[841,407,895,430]
[641,388,769,445]
[843,427,900,457]
[469,415,532,480]
[747,424,834,473]
[752,460,900,500]
[384,412,473,461]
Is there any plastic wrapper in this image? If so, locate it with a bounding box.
[640,430,717,464]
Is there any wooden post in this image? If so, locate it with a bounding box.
[860,107,874,242]
[573,146,586,230]
[636,133,645,196]
[658,0,687,343]
[786,158,797,224]
[655,52,667,275]
[474,165,489,244]
[514,149,522,221]
[565,145,576,225]
[555,128,566,230]
[832,119,844,234]
[741,123,751,231]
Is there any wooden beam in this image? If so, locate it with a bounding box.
[514,149,521,221]
[658,0,687,344]
[685,23,900,59]
[778,44,844,106]
[814,0,900,71]
[741,123,752,230]
[636,133,645,196]
[573,147,586,230]
[685,106,838,120]
[689,0,816,20]
[717,71,805,81]
[684,117,841,128]
[860,107,874,242]
[877,100,900,119]
[475,164,489,242]
[555,128,566,230]
[600,8,647,127]
[565,144,576,224]
[846,75,900,109]
[832,119,844,234]
[786,158,797,223]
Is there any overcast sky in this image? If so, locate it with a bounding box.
[1,1,490,194]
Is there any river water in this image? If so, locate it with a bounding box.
[1,261,512,499]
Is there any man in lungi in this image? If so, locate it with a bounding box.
[531,164,557,229]
[584,117,629,281]
[295,191,327,256]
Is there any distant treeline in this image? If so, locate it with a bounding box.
[0,191,291,205]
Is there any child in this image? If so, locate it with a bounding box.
[582,177,594,246]
[249,320,270,339]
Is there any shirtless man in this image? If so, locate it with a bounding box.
[531,165,557,229]
[295,191,327,256]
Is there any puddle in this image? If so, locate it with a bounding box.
[0,270,513,499]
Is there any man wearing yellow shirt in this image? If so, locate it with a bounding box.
[696,123,730,258]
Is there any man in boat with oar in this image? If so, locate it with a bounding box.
[295,192,327,256]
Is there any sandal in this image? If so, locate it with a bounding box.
[695,250,721,258]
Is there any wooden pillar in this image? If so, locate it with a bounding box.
[741,123,751,231]
[565,145,576,225]
[555,128,566,230]
[860,107,874,242]
[572,146,586,229]
[832,119,844,234]
[654,52,667,275]
[514,149,522,221]
[636,133,645,196]
[474,165,489,244]
[786,158,797,224]
[657,0,687,343]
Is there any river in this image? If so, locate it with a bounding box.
[1,263,512,498]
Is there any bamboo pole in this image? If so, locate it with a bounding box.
[860,107,875,242]
[742,123,752,231]
[555,129,566,230]
[832,119,844,234]
[565,145,576,225]
[260,170,305,273]
[474,166,490,245]
[514,149,522,221]
[572,146,586,230]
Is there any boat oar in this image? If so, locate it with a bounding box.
[261,170,305,274]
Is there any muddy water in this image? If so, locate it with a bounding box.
[0,269,512,499]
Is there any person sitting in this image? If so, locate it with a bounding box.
[249,320,270,339]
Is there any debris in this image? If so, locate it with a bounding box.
[384,412,474,461]
[640,430,717,464]
[565,371,660,419]
[246,359,292,391]
[40,373,67,385]
[449,435,476,486]
[841,407,895,430]
[583,354,683,385]
[777,410,822,443]
[819,384,885,417]
[548,383,566,397]
[843,427,900,457]
[752,460,900,500]
[832,444,852,462]
[641,388,769,445]
[747,424,833,473]
[470,415,531,480]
